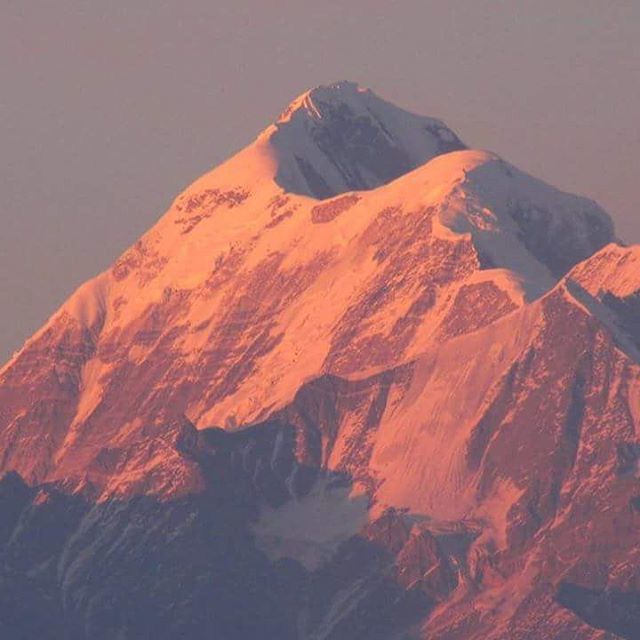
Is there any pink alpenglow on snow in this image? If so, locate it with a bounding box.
[0,82,637,640]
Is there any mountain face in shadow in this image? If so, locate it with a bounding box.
[0,416,455,640]
[0,82,638,639]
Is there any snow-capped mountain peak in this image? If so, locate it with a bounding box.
[258,80,466,198]
[274,80,368,123]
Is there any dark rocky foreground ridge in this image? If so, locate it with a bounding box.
[0,82,638,639]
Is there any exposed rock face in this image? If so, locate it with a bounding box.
[0,82,637,639]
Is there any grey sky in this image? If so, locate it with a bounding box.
[1,1,638,362]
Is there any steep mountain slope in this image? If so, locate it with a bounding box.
[0,82,636,640]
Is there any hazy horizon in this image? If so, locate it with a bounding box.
[1,2,639,362]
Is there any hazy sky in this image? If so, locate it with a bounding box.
[1,2,639,362]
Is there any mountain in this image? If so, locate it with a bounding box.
[0,82,638,640]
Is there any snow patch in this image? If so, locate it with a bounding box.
[252,476,369,570]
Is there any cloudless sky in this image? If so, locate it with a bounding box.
[1,1,639,361]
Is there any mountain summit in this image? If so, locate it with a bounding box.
[209,80,466,200]
[0,83,638,640]
[262,80,466,198]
